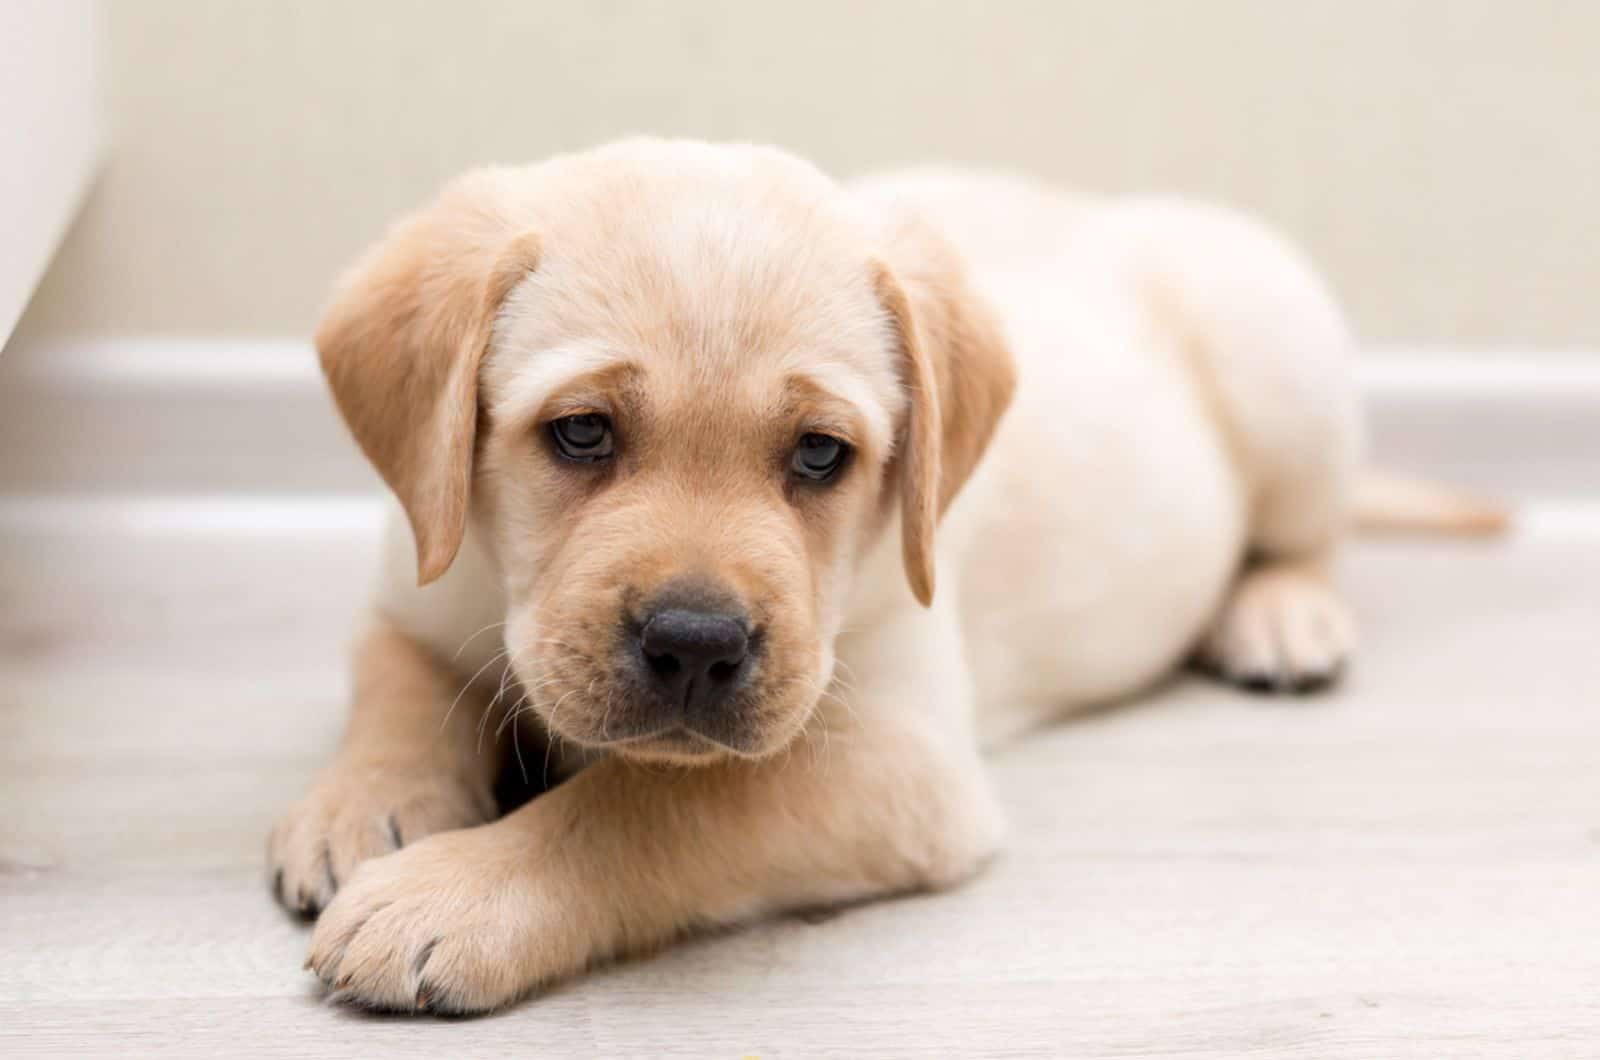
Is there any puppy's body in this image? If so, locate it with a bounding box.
[864,170,1357,742]
[379,168,1354,747]
[273,142,1363,1011]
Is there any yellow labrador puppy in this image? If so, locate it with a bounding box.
[270,139,1492,1012]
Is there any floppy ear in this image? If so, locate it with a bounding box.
[315,171,540,585]
[871,219,1016,607]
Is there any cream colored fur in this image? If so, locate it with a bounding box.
[273,140,1393,1013]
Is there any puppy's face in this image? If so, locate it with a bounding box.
[475,196,903,762]
[315,141,1014,766]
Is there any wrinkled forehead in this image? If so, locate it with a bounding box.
[482,194,904,447]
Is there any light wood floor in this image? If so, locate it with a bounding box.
[1,524,1596,1057]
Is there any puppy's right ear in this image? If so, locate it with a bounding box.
[870,216,1016,608]
[315,170,539,585]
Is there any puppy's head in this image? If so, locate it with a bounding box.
[316,141,1013,763]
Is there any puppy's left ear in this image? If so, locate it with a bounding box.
[871,216,1017,607]
[315,170,540,585]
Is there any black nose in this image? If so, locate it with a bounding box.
[638,608,751,713]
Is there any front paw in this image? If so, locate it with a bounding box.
[268,757,496,918]
[306,826,578,1014]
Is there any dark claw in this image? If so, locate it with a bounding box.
[1235,671,1277,693]
[412,937,441,978]
[798,906,841,925]
[387,814,405,850]
[1287,670,1337,695]
[1230,665,1343,696]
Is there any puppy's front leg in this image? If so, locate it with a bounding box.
[306,710,1004,1013]
[268,619,503,916]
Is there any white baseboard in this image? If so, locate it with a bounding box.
[0,339,372,496]
[1,339,1595,532]
[13,337,1600,392]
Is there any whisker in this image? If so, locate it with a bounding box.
[543,687,582,789]
[452,621,506,661]
[486,662,515,719]
[481,668,561,754]
[599,687,616,742]
[442,647,511,736]
[473,665,515,754]
[509,691,531,786]
[520,637,586,652]
[492,672,564,741]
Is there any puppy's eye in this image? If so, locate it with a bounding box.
[790,433,849,482]
[549,414,614,462]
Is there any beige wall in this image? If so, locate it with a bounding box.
[16,0,1600,347]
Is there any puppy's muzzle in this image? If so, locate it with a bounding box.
[637,606,752,715]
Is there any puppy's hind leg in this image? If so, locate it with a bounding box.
[1197,342,1358,694]
[1197,554,1355,692]
[1119,199,1362,694]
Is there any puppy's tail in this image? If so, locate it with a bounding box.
[1352,469,1511,536]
